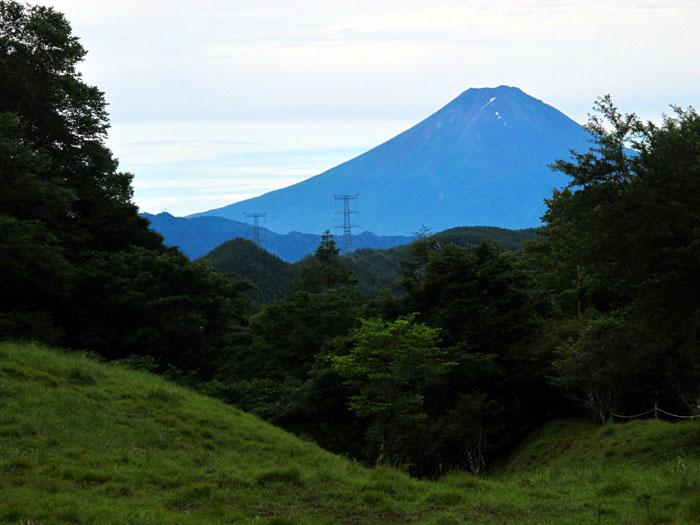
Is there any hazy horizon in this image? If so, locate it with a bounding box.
[46,0,700,215]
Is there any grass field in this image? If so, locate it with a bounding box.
[1,341,699,524]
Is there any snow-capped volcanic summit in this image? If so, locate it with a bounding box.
[191,86,592,235]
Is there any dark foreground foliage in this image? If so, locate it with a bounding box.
[0,1,250,377]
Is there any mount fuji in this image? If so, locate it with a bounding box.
[190,86,592,235]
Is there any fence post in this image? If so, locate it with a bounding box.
[654,401,658,420]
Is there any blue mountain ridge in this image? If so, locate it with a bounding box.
[189,86,593,235]
[142,212,413,262]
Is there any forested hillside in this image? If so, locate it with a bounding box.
[345,226,538,297]
[204,238,298,303]
[203,226,537,302]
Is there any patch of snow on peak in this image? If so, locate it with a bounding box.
[494,111,507,126]
[480,96,497,110]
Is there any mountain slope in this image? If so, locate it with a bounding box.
[2,342,699,524]
[144,212,412,261]
[191,86,592,235]
[143,212,252,260]
[204,238,298,303]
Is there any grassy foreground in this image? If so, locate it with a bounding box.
[1,342,699,524]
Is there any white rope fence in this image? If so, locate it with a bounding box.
[611,403,700,420]
[657,407,700,419]
[610,408,655,419]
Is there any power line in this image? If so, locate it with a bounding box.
[334,194,358,253]
[244,212,266,246]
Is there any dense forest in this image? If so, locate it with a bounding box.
[1,1,699,476]
[203,226,537,302]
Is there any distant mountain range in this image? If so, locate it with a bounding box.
[143,212,412,261]
[189,86,592,235]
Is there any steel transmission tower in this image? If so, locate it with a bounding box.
[244,212,266,246]
[334,194,358,253]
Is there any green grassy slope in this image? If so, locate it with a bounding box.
[1,342,699,524]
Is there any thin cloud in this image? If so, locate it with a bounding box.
[44,0,700,215]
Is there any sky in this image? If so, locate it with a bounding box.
[47,0,700,216]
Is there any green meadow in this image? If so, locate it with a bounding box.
[1,341,698,524]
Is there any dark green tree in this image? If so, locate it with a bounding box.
[0,2,250,381]
[0,216,73,341]
[391,240,552,473]
[539,97,700,414]
[69,248,250,375]
[333,316,454,466]
[551,314,651,422]
[0,1,161,253]
[294,231,355,293]
[213,233,365,455]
